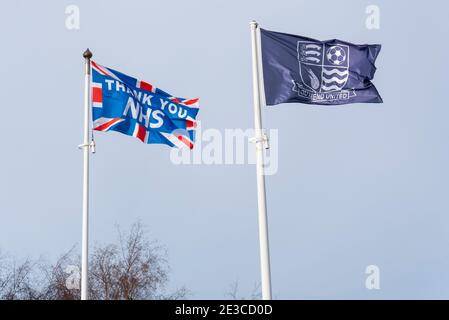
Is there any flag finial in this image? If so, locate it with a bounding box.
[250,20,258,27]
[83,48,92,59]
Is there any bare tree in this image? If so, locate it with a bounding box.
[226,280,262,300]
[89,222,171,300]
[0,222,188,300]
[0,252,41,300]
[226,280,240,300]
[39,247,80,300]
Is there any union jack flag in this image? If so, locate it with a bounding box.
[91,61,200,149]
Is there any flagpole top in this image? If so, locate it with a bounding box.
[83,48,92,60]
[250,20,258,28]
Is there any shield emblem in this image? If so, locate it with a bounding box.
[297,41,349,93]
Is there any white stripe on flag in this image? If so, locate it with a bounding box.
[132,123,140,137]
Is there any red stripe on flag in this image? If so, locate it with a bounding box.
[92,87,102,103]
[176,135,194,149]
[94,118,122,132]
[139,81,153,92]
[183,98,199,105]
[136,124,147,142]
[91,61,109,76]
[186,119,196,129]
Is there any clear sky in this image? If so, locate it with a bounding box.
[1,0,449,299]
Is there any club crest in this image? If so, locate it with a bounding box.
[295,41,350,95]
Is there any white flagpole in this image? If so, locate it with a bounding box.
[80,48,92,300]
[249,20,272,300]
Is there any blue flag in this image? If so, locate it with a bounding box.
[91,61,199,149]
[260,28,382,105]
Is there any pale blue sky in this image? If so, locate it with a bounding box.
[1,0,449,299]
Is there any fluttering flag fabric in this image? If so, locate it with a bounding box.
[91,61,199,149]
[260,28,383,105]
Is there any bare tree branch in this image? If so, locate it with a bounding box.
[0,221,187,300]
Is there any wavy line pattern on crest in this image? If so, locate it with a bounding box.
[305,57,320,63]
[304,50,321,56]
[322,77,347,85]
[321,84,343,91]
[322,69,349,77]
[305,44,321,50]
